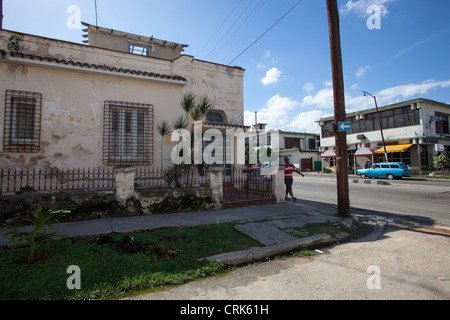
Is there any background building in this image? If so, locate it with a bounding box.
[318,98,450,172]
[246,123,320,170]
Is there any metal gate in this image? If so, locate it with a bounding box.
[222,167,275,207]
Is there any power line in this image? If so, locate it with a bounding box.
[206,0,258,59]
[227,0,304,66]
[197,0,242,57]
[211,0,266,61]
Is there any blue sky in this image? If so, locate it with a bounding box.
[3,0,450,133]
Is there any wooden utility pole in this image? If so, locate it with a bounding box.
[326,0,350,217]
[1,0,3,29]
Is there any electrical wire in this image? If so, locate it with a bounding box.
[206,0,259,59]
[211,0,267,61]
[227,0,304,66]
[197,0,242,57]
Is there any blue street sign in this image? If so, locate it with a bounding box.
[338,122,351,132]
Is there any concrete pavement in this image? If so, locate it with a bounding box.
[130,225,450,300]
[0,198,385,265]
[4,196,447,300]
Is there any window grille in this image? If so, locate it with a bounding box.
[206,111,224,124]
[3,90,42,153]
[103,100,153,165]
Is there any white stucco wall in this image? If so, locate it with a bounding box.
[0,30,245,170]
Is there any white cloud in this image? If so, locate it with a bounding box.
[245,79,450,134]
[261,67,282,86]
[377,79,450,103]
[246,94,300,130]
[257,62,266,69]
[301,87,334,109]
[351,83,360,90]
[356,65,372,78]
[287,110,332,134]
[340,0,392,17]
[303,82,316,93]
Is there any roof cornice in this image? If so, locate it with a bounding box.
[0,50,187,85]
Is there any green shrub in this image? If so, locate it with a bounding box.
[6,203,73,263]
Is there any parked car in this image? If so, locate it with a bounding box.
[357,162,412,180]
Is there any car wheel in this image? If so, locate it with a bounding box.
[360,173,367,179]
[387,174,394,180]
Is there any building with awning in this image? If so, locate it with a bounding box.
[317,98,450,171]
[321,149,336,159]
[374,144,412,154]
[354,147,374,157]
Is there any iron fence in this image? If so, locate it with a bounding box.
[0,166,210,196]
[223,167,273,202]
[135,166,209,188]
[0,167,115,195]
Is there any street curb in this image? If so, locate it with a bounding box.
[201,233,336,265]
[352,218,386,242]
[352,180,390,185]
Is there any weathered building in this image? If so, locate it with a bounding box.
[0,23,246,170]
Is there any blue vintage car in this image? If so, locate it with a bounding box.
[357,162,412,180]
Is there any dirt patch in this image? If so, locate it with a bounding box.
[71,234,178,262]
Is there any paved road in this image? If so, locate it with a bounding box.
[293,175,450,226]
[128,222,450,300]
[127,175,450,301]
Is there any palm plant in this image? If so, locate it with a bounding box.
[6,202,73,263]
[156,121,172,168]
[172,115,188,130]
[180,92,196,125]
[197,96,214,119]
[190,96,214,122]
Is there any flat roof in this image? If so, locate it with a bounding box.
[317,98,450,122]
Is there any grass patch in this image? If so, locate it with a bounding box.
[0,222,261,300]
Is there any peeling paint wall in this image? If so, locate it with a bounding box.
[0,30,245,170]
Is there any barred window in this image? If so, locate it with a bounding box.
[103,101,153,165]
[3,90,42,153]
[206,111,224,124]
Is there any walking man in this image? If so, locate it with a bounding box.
[284,156,304,202]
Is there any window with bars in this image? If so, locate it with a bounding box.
[3,90,42,153]
[103,101,153,165]
[206,111,225,124]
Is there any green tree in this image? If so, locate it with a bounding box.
[434,153,450,170]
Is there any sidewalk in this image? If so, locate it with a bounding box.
[0,199,383,264]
